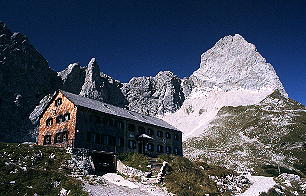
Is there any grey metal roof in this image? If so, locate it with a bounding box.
[60,90,179,131]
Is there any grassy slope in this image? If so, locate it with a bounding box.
[184,91,305,176]
[118,153,236,195]
[0,143,87,196]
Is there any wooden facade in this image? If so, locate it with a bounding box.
[37,91,77,147]
[37,90,183,156]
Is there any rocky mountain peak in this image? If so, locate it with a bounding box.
[0,21,12,36]
[191,34,287,96]
[0,22,61,142]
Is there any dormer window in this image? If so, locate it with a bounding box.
[55,98,62,106]
[46,118,53,126]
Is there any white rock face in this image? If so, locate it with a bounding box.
[164,34,288,140]
[191,34,287,95]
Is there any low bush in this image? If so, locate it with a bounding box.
[117,152,150,172]
[158,155,219,196]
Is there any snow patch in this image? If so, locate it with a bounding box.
[164,88,273,140]
[102,173,139,189]
[239,175,276,196]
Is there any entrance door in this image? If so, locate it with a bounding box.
[91,152,116,173]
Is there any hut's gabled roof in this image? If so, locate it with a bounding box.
[60,90,179,131]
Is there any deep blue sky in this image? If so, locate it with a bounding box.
[0,0,305,104]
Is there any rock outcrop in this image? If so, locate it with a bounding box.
[58,58,127,107]
[122,71,188,116]
[0,22,61,142]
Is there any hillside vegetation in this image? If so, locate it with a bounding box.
[118,152,242,195]
[0,143,87,196]
[184,91,305,176]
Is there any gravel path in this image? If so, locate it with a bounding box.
[83,173,170,196]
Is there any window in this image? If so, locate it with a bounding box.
[64,113,70,121]
[56,115,64,123]
[87,132,91,143]
[147,143,154,152]
[157,131,163,138]
[148,128,154,136]
[103,135,109,145]
[91,133,96,143]
[46,118,53,126]
[128,124,135,132]
[128,140,136,149]
[95,133,101,144]
[95,115,101,124]
[87,132,97,143]
[174,147,179,155]
[55,98,62,106]
[166,146,172,154]
[157,145,164,153]
[43,135,51,145]
[116,137,124,147]
[117,120,124,129]
[108,119,114,127]
[62,131,68,143]
[109,136,115,146]
[138,126,145,134]
[102,117,107,125]
[166,132,171,139]
[174,134,179,141]
[89,115,95,122]
[54,132,62,144]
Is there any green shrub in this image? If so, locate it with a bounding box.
[159,155,219,196]
[117,152,150,172]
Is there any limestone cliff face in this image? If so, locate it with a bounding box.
[122,71,189,116]
[58,58,127,107]
[191,34,287,95]
[0,22,61,142]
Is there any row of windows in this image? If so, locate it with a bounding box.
[87,132,124,147]
[43,131,68,145]
[89,115,124,130]
[127,124,179,140]
[127,140,180,155]
[46,113,70,126]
